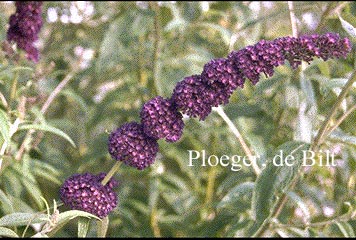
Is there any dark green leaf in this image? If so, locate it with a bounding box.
[217,182,254,210]
[17,124,76,148]
[0,213,47,227]
[251,141,310,225]
[0,226,19,238]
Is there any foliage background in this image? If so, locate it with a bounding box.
[0,1,355,237]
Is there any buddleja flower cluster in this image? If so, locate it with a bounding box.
[108,32,351,170]
[6,1,43,62]
[60,32,350,219]
[59,173,118,218]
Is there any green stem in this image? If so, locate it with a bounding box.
[150,207,161,237]
[101,161,122,186]
[10,71,19,103]
[149,2,161,96]
[312,70,356,152]
[326,105,356,137]
[214,106,261,175]
[205,134,218,207]
[288,1,298,38]
[15,72,75,161]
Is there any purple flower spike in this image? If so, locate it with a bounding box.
[172,74,239,120]
[201,58,246,91]
[171,75,215,120]
[59,173,118,219]
[141,96,184,142]
[6,1,43,62]
[228,39,285,84]
[228,33,351,83]
[108,122,159,170]
[277,33,351,69]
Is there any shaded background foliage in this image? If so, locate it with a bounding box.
[0,1,355,237]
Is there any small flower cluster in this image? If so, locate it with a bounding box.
[60,32,351,219]
[59,172,118,218]
[108,32,351,171]
[108,122,159,170]
[6,1,43,62]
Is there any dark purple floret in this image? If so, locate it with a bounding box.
[108,122,159,170]
[59,173,118,219]
[276,32,351,69]
[140,96,184,142]
[171,75,214,120]
[228,33,351,84]
[172,74,239,120]
[6,1,43,62]
[201,58,246,91]
[228,39,285,85]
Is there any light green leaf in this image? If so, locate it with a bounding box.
[48,210,100,237]
[0,189,14,214]
[339,15,356,39]
[17,124,76,148]
[335,221,355,237]
[0,213,47,227]
[78,217,90,238]
[97,217,109,238]
[328,130,356,146]
[198,22,232,46]
[287,191,310,223]
[11,66,34,73]
[217,182,254,210]
[0,226,19,238]
[251,141,310,226]
[61,89,88,113]
[20,177,44,209]
[0,109,10,144]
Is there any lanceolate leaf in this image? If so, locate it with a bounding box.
[0,109,10,144]
[48,210,100,237]
[0,213,47,227]
[17,124,76,147]
[339,15,356,39]
[251,141,310,226]
[97,217,109,238]
[78,217,91,238]
[0,226,19,238]
[217,182,254,210]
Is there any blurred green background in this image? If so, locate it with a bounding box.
[0,1,355,237]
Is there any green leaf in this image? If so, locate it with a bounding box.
[328,130,356,146]
[251,141,310,226]
[198,22,232,46]
[97,217,109,237]
[17,124,76,148]
[78,217,91,238]
[20,177,45,209]
[339,15,356,39]
[287,191,310,223]
[0,226,19,238]
[335,221,355,237]
[48,210,100,237]
[0,189,14,214]
[0,109,10,144]
[0,213,47,227]
[217,182,254,210]
[11,66,34,73]
[61,89,88,113]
